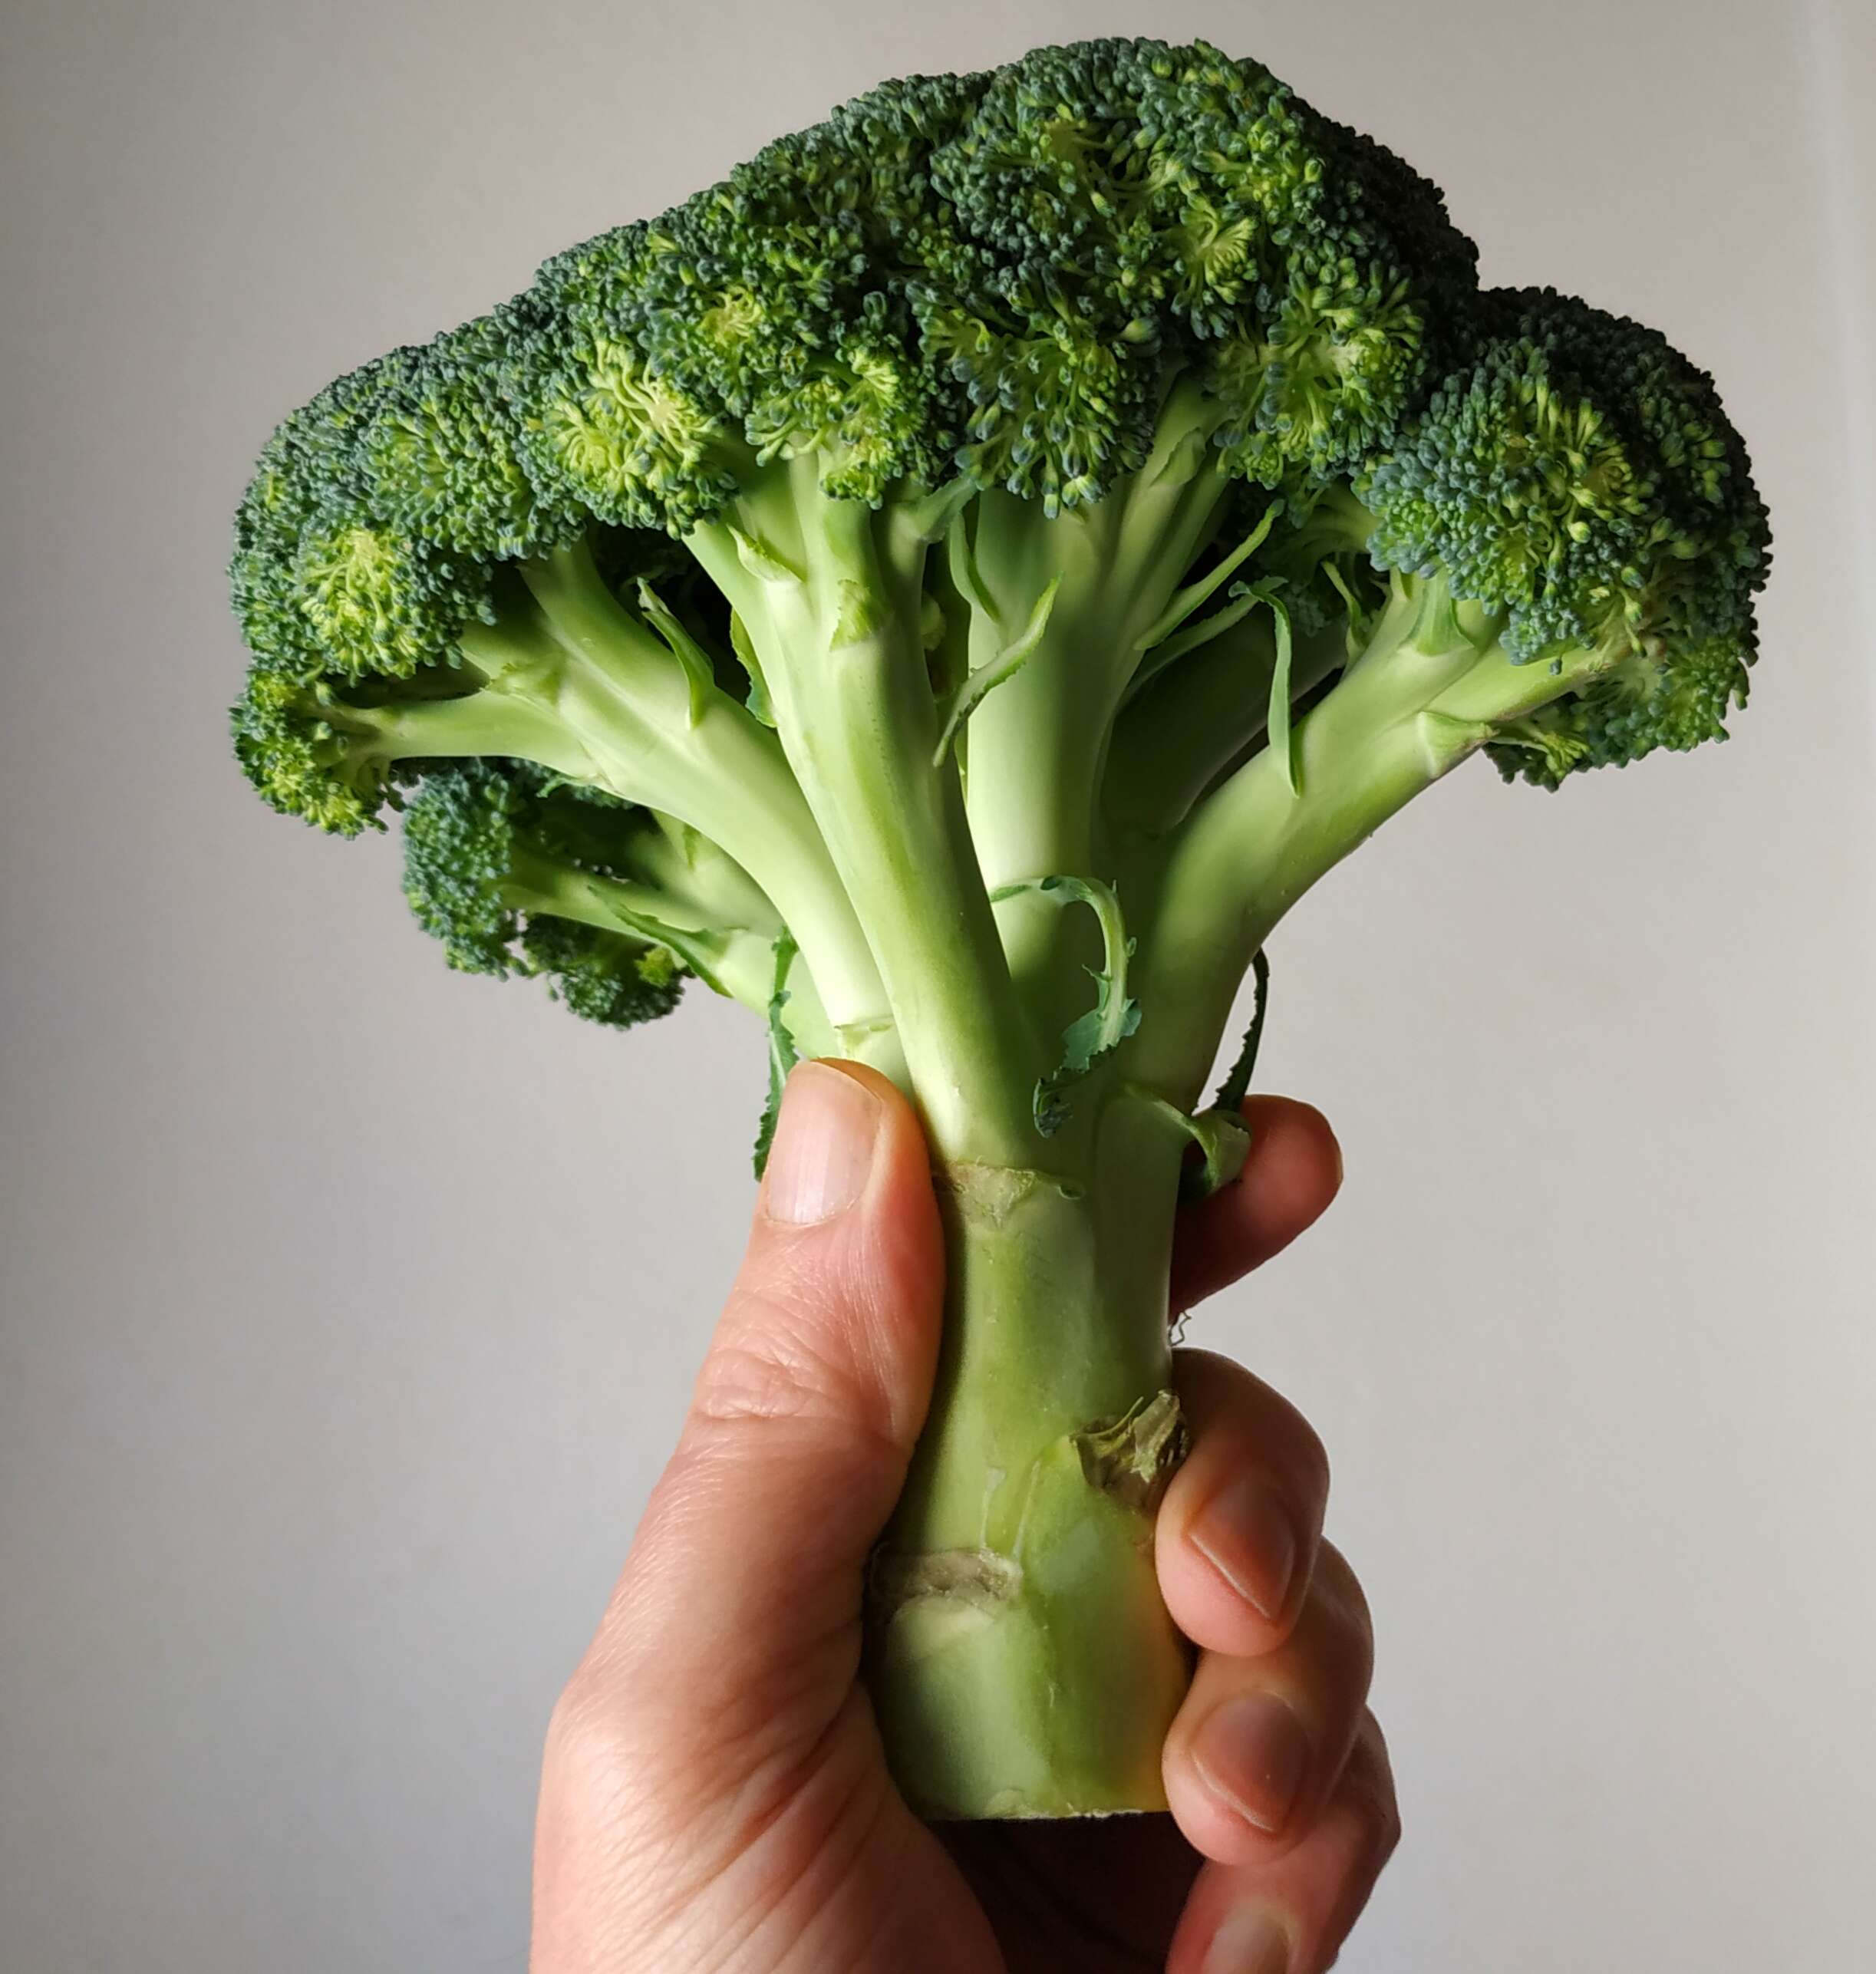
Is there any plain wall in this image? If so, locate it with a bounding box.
[3,0,1873,1966]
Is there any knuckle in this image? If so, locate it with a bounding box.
[1325,1772,1402,1884]
[542,1669,645,1803]
[689,1289,875,1441]
[691,1334,838,1431]
[1179,1355,1333,1504]
[538,1670,717,1906]
[1244,1374,1333,1500]
[1287,1409,1331,1500]
[543,1676,600,1767]
[1311,1541,1376,1652]
[1352,1761,1403,1859]
[1341,1715,1403,1867]
[1362,1789,1404,1873]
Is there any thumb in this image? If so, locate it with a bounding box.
[596,1060,945,1723]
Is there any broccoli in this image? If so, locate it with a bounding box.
[227,38,1770,1821]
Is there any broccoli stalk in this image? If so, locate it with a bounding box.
[227,38,1769,1817]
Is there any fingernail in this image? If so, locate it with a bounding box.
[1192,1692,1311,1837]
[762,1063,882,1224]
[1190,1478,1298,1622]
[1202,1906,1291,1974]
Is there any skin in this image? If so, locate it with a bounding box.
[531,1063,1396,1974]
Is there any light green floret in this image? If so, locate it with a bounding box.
[229,35,1770,1821]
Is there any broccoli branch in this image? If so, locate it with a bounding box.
[687,459,1042,1162]
[498,835,785,1015]
[1104,610,1350,848]
[1129,574,1642,1102]
[444,541,896,1060]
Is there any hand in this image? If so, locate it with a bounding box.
[531,1063,1393,1973]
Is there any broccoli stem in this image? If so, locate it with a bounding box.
[1127,573,1557,1105]
[678,472,1218,1811]
[498,849,783,1012]
[691,466,1041,1163]
[1106,611,1350,844]
[453,543,904,1073]
[869,1099,1194,1817]
[341,687,598,783]
[959,392,1235,1027]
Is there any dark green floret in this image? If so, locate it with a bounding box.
[519,918,683,1027]
[402,761,686,1025]
[1358,286,1769,784]
[402,759,801,1025]
[364,304,585,562]
[228,35,1771,1822]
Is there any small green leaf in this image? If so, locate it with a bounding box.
[1149,424,1212,491]
[1179,1108,1254,1201]
[727,612,775,727]
[945,511,1001,624]
[729,525,803,586]
[931,575,1061,768]
[1133,499,1283,655]
[1322,561,1371,654]
[918,591,948,654]
[752,931,800,1177]
[902,476,977,545]
[1416,710,1497,776]
[1262,591,1300,796]
[990,872,1139,1136]
[1123,590,1259,707]
[1212,947,1271,1116]
[1120,1087,1254,1202]
[590,898,733,999]
[635,581,716,726]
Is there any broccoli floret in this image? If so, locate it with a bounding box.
[401,762,686,1026]
[518,918,682,1027]
[226,35,1771,1824]
[1354,287,1769,783]
[402,760,799,1026]
[364,305,585,563]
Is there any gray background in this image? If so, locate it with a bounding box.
[3,0,1872,1966]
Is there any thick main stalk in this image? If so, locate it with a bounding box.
[869,1103,1194,1818]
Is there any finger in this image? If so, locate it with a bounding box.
[1158,1350,1333,1656]
[1171,1097,1341,1317]
[1162,1544,1374,1867]
[1168,1712,1401,1974]
[586,1060,943,1724]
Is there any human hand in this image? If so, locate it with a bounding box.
[531,1062,1394,1973]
